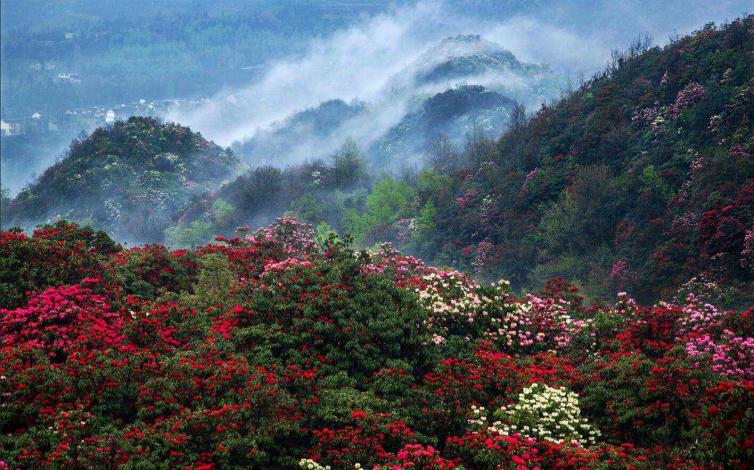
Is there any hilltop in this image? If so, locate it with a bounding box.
[1,117,238,242]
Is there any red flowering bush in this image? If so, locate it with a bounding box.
[1,218,752,468]
[0,279,123,360]
[0,221,118,309]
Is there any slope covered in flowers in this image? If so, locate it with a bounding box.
[1,218,753,469]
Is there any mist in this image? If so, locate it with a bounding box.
[168,0,749,167]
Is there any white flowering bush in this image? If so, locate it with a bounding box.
[298,459,363,469]
[299,458,330,469]
[416,270,482,339]
[488,383,601,446]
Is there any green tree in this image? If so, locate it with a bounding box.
[364,177,415,227]
[210,198,235,225]
[331,138,367,187]
[164,220,213,248]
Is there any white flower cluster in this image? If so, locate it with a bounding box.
[298,460,362,470]
[489,383,601,446]
[416,270,482,330]
[298,458,330,470]
[468,404,488,428]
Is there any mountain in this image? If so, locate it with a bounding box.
[1,116,238,242]
[391,33,563,109]
[369,85,517,167]
[229,34,564,168]
[230,99,366,165]
[391,16,754,304]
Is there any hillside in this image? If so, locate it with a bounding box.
[179,18,754,306]
[1,117,238,243]
[1,218,752,468]
[361,16,754,305]
[231,99,367,165]
[369,85,517,167]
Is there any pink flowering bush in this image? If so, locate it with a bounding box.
[669,82,705,116]
[686,330,754,376]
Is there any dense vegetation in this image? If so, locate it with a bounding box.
[1,218,752,468]
[393,16,754,304]
[170,17,754,306]
[1,117,238,243]
[5,18,752,307]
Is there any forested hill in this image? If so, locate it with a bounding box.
[3,17,753,307]
[400,16,754,304]
[1,117,238,243]
[156,17,754,306]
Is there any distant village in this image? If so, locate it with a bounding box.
[1,96,208,138]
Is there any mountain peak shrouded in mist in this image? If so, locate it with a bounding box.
[413,33,524,84]
[226,33,564,169]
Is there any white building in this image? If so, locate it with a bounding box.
[2,119,24,136]
[105,110,116,124]
[1,119,14,136]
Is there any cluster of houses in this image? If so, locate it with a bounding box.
[1,113,57,136]
[0,97,208,137]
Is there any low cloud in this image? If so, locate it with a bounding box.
[168,0,750,163]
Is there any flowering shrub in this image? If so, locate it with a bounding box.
[485,383,601,445]
[0,221,118,309]
[685,330,754,376]
[0,218,752,468]
[0,280,123,359]
[669,82,705,116]
[499,295,593,353]
[415,270,482,340]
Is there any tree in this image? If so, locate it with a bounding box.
[164,220,213,248]
[331,138,367,188]
[424,133,458,173]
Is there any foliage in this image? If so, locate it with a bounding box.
[1,217,753,469]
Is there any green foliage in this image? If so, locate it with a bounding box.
[190,253,234,308]
[210,198,235,225]
[365,178,415,226]
[165,220,213,249]
[315,221,337,247]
